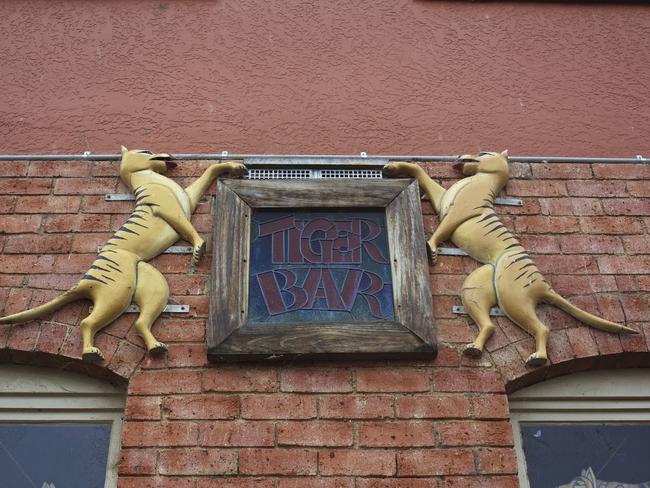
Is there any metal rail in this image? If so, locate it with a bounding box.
[0,153,647,164]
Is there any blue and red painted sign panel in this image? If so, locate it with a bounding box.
[248,209,394,323]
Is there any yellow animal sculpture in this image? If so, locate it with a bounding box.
[0,147,247,361]
[384,151,636,366]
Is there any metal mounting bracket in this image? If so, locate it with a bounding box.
[494,197,523,206]
[452,305,505,317]
[105,193,135,201]
[97,245,192,254]
[421,194,522,206]
[104,194,209,204]
[89,304,190,313]
[437,247,468,256]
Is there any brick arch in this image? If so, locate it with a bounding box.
[497,351,650,394]
[455,300,650,394]
[437,296,650,395]
[0,318,147,385]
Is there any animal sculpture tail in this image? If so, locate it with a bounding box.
[543,289,637,334]
[0,288,84,324]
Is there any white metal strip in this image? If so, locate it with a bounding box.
[453,305,505,317]
[421,194,522,206]
[495,197,523,206]
[105,193,134,201]
[105,194,209,205]
[89,304,189,313]
[97,245,192,254]
[437,247,468,256]
[164,246,193,254]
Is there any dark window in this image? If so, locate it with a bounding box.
[521,423,650,487]
[0,423,113,488]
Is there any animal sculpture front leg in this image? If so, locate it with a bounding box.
[154,203,206,268]
[184,161,248,212]
[383,161,447,262]
[183,160,248,267]
[133,182,205,271]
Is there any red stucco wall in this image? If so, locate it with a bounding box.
[1,1,650,156]
[1,1,650,487]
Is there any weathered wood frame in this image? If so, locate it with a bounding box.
[208,178,436,361]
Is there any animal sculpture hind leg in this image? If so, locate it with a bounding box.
[497,289,550,366]
[512,313,549,367]
[80,293,132,361]
[132,261,169,353]
[461,264,498,356]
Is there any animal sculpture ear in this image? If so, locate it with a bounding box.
[501,149,509,157]
[121,145,128,154]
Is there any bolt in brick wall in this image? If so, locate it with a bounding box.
[0,158,648,487]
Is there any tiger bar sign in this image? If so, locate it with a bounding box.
[207,177,436,361]
[248,210,394,323]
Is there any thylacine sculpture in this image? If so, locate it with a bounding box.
[384,151,636,366]
[0,147,247,361]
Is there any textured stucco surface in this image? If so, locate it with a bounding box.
[1,0,650,156]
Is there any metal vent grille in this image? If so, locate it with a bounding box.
[319,169,382,179]
[247,168,383,179]
[248,169,312,179]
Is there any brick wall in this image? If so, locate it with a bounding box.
[0,159,648,487]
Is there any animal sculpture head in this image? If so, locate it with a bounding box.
[455,149,509,177]
[382,150,509,180]
[119,146,177,186]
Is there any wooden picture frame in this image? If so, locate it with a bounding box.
[207,178,436,361]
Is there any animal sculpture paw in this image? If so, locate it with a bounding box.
[426,241,438,264]
[82,347,104,362]
[223,161,248,177]
[191,239,206,270]
[526,352,548,367]
[382,162,399,177]
[148,342,168,355]
[463,343,483,357]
